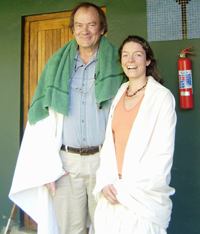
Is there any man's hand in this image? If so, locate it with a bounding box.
[45,172,68,196]
[102,184,119,205]
[45,181,57,196]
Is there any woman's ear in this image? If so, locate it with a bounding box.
[146,60,151,66]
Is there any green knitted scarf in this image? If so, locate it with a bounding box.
[28,36,126,125]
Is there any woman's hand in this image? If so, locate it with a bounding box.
[102,184,119,205]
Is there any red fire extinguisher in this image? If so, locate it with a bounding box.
[178,46,195,109]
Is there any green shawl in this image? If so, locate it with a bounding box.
[28,36,126,125]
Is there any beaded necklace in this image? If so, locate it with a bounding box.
[126,81,147,97]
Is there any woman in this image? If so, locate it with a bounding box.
[93,36,177,234]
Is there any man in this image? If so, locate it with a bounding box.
[9,2,125,234]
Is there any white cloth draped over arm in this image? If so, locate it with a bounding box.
[9,108,65,234]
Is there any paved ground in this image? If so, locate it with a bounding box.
[1,226,36,234]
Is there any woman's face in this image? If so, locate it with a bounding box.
[121,41,151,80]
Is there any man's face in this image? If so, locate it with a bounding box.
[73,7,104,52]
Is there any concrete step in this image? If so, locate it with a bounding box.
[1,226,37,234]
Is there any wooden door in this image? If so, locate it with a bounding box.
[23,11,74,230]
[24,11,74,129]
[23,7,106,231]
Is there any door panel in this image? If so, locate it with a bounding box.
[24,12,74,128]
[23,11,74,230]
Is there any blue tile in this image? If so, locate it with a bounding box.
[147,0,200,41]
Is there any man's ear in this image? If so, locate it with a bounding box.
[101,28,105,35]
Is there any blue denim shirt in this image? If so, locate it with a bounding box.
[62,51,112,148]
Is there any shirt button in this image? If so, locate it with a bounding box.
[82,101,84,104]
[83,138,85,141]
[82,120,84,123]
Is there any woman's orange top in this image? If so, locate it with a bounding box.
[112,90,143,176]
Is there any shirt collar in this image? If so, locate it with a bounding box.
[75,49,98,68]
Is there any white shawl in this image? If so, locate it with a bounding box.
[93,77,177,232]
[9,108,65,234]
